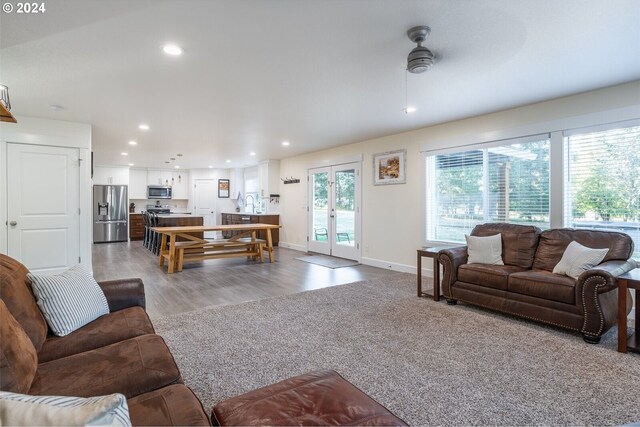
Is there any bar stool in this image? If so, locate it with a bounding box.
[142,212,151,249]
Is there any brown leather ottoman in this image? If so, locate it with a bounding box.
[211,370,407,426]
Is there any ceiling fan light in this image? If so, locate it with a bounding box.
[407,46,435,73]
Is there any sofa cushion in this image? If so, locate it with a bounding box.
[38,306,155,363]
[533,228,634,272]
[29,335,181,399]
[508,270,576,305]
[466,234,504,265]
[458,264,527,291]
[0,299,38,394]
[0,391,131,426]
[27,265,110,337]
[128,384,210,426]
[552,241,608,279]
[471,223,541,268]
[0,254,48,352]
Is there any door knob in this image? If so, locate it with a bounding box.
[9,221,17,226]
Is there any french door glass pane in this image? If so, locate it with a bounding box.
[312,172,328,242]
[334,169,355,247]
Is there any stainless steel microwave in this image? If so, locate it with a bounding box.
[147,186,172,199]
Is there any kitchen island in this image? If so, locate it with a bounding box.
[221,213,280,245]
[156,214,204,239]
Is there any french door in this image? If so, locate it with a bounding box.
[308,162,360,261]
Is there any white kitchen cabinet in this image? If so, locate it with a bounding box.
[171,171,189,199]
[258,160,280,197]
[147,169,173,186]
[129,168,148,199]
[93,166,129,185]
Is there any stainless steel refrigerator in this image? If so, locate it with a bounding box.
[93,185,128,243]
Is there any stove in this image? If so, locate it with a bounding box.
[145,204,170,214]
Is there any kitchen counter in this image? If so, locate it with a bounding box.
[222,212,279,216]
[220,213,280,245]
[156,215,204,240]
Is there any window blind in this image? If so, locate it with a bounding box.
[564,125,640,258]
[426,137,550,243]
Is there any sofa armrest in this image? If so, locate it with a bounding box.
[577,260,636,339]
[97,278,146,312]
[438,246,468,298]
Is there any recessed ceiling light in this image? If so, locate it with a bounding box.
[128,163,134,167]
[138,124,149,131]
[121,152,128,156]
[225,159,231,163]
[208,165,213,169]
[404,106,417,113]
[174,165,180,169]
[49,104,64,111]
[164,161,170,164]
[170,157,176,161]
[163,44,183,56]
[282,141,290,146]
[249,152,256,156]
[128,140,137,146]
[177,153,183,157]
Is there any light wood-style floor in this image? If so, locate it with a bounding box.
[92,241,400,319]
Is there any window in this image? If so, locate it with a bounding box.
[426,136,550,243]
[564,124,640,258]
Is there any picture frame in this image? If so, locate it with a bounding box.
[218,179,230,198]
[373,149,406,185]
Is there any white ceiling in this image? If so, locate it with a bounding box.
[2,0,639,169]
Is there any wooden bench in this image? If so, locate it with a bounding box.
[161,238,266,272]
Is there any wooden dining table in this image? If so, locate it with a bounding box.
[152,223,280,273]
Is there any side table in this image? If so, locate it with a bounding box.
[617,268,640,353]
[417,246,453,302]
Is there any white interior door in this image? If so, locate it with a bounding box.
[7,143,80,274]
[308,162,360,261]
[194,179,216,238]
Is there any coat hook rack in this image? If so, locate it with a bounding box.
[282,177,300,184]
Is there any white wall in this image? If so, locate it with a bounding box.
[0,115,93,270]
[279,81,640,273]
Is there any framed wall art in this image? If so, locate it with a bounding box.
[218,179,230,198]
[373,149,406,185]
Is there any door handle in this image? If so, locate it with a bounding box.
[9,221,17,226]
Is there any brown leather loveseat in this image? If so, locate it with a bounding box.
[438,223,636,343]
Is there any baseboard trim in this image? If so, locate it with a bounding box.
[361,256,433,277]
[278,242,307,252]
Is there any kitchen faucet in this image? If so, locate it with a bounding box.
[245,194,255,214]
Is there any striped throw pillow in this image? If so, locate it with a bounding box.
[27,265,109,336]
[552,241,609,279]
[0,391,131,426]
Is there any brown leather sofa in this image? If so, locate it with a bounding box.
[0,253,211,426]
[438,223,636,343]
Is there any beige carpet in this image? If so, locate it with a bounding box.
[154,273,640,426]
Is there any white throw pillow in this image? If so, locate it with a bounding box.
[465,234,504,265]
[0,391,131,426]
[553,241,609,279]
[27,264,109,336]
